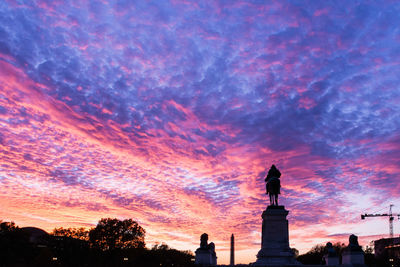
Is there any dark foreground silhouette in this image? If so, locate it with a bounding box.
[0,219,194,267]
[0,219,390,267]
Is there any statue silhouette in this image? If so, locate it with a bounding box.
[200,233,208,249]
[195,233,217,266]
[265,165,281,206]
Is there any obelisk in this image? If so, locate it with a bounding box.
[230,234,234,266]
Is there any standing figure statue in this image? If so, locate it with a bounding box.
[265,165,281,206]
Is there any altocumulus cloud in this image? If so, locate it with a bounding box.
[0,0,400,264]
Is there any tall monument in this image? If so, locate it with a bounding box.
[230,234,234,266]
[253,165,300,266]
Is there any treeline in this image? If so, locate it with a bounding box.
[0,218,194,267]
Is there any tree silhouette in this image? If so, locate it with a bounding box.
[297,244,325,264]
[0,218,197,267]
[144,243,195,267]
[89,218,145,250]
[52,227,89,241]
[0,220,18,233]
[0,220,34,265]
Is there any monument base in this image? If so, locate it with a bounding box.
[252,257,299,266]
[325,255,339,266]
[342,251,366,267]
[253,206,301,266]
[195,249,217,266]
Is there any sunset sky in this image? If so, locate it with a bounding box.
[1,0,400,264]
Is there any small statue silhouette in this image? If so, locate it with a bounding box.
[347,234,363,252]
[326,242,337,257]
[195,233,217,266]
[265,165,281,206]
[200,233,208,249]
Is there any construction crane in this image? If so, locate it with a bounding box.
[361,204,400,238]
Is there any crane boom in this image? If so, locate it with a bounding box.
[361,213,392,218]
[361,204,400,238]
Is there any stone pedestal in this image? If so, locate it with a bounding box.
[324,255,339,266]
[342,251,366,266]
[253,206,300,266]
[195,249,216,266]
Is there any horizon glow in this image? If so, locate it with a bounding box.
[1,0,400,264]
